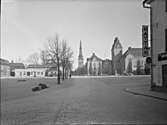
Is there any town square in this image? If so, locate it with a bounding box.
[1,0,167,124]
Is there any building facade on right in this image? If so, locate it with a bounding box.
[143,0,167,88]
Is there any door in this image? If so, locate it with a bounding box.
[27,72,30,76]
[162,64,167,87]
[34,72,36,77]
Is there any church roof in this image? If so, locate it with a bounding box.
[112,37,122,50]
[143,0,154,4]
[123,47,143,57]
[87,53,103,61]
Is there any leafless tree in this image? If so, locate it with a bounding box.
[40,50,49,65]
[45,34,61,84]
[60,40,73,80]
[27,52,39,64]
[44,33,73,83]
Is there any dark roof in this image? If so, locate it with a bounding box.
[143,0,154,4]
[0,58,9,65]
[27,64,48,69]
[10,63,25,69]
[102,59,112,62]
[123,47,143,57]
[27,64,57,69]
[47,67,57,72]
[87,53,103,61]
[112,37,123,50]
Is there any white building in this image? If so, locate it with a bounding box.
[15,68,46,78]
[15,64,47,78]
[143,0,167,88]
[87,53,103,76]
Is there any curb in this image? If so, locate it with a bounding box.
[124,88,167,101]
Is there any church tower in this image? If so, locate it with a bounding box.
[111,37,123,75]
[78,40,84,68]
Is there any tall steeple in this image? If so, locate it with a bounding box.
[78,40,84,68]
[79,40,83,57]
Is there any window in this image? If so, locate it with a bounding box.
[166,29,167,51]
[27,72,30,76]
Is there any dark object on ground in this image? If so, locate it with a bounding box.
[17,79,26,82]
[32,86,41,92]
[32,83,48,92]
[38,83,48,89]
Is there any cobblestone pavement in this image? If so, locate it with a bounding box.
[1,76,167,124]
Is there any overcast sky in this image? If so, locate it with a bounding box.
[1,0,149,69]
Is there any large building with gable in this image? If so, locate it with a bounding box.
[111,37,123,75]
[87,53,103,76]
[111,37,147,75]
[123,47,146,74]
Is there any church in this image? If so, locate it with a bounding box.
[77,37,147,76]
[77,40,112,76]
[87,53,103,76]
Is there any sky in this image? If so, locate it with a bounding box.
[1,0,150,69]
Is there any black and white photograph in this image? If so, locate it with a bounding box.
[1,0,167,124]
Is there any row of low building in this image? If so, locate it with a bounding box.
[0,59,58,78]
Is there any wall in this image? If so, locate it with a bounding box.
[1,65,10,77]
[125,54,146,73]
[151,0,167,86]
[87,58,102,76]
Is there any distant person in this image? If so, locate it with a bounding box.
[70,74,71,78]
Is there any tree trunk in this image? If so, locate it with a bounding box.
[62,66,65,80]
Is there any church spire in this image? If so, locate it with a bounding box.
[78,40,84,68]
[79,40,83,57]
